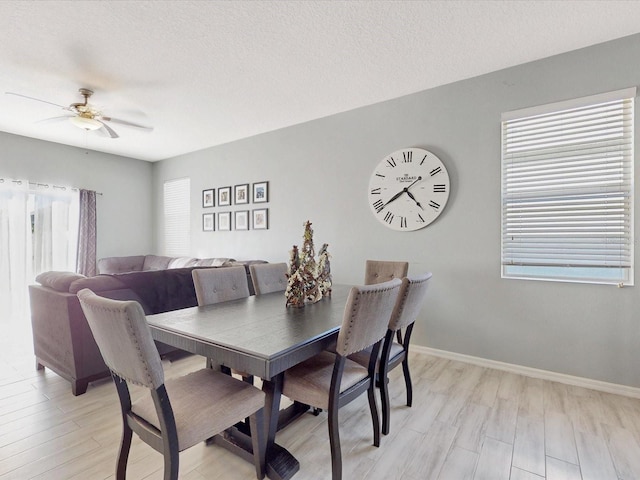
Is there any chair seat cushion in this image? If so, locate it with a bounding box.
[283,351,369,410]
[348,341,405,370]
[131,369,264,451]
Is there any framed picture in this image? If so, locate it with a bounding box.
[252,181,269,203]
[252,208,268,230]
[234,184,249,205]
[202,213,214,231]
[218,186,231,206]
[218,212,231,231]
[235,210,249,230]
[202,188,215,208]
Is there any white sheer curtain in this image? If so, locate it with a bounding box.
[0,179,78,322]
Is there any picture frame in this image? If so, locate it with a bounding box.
[202,213,214,231]
[235,210,249,230]
[252,181,269,203]
[202,188,215,208]
[252,208,268,230]
[218,186,231,206]
[218,212,231,231]
[234,184,249,205]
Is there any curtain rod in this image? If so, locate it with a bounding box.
[0,178,103,195]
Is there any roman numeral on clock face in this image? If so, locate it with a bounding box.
[417,213,426,223]
[370,187,381,195]
[386,157,397,168]
[429,200,440,210]
[403,151,412,163]
[384,211,394,224]
[373,199,384,213]
[430,166,442,176]
[433,184,446,193]
[400,216,407,228]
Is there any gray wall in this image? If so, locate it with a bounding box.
[154,33,640,388]
[0,131,154,259]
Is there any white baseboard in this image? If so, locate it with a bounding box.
[412,345,640,399]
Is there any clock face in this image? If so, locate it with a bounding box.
[368,148,450,231]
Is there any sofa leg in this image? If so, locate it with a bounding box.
[72,379,89,396]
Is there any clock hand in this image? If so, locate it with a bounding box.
[381,176,425,209]
[405,190,425,210]
[405,176,423,192]
[382,189,405,208]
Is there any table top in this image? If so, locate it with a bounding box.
[148,285,352,379]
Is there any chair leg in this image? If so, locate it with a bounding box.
[115,423,133,480]
[328,405,342,480]
[249,409,266,479]
[163,444,179,480]
[367,383,381,447]
[380,370,391,436]
[401,357,413,407]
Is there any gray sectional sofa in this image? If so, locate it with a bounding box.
[29,255,267,395]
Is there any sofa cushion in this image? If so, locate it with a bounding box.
[36,271,86,292]
[168,256,199,269]
[194,257,235,267]
[142,255,173,271]
[69,275,128,294]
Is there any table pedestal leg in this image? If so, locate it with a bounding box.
[262,373,300,480]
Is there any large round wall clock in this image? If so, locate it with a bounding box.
[368,147,450,231]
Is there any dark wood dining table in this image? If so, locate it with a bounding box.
[147,284,351,480]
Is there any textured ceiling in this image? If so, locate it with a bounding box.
[1,0,640,162]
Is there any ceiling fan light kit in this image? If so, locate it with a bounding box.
[69,115,102,131]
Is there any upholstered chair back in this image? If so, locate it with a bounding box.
[192,266,250,306]
[250,262,288,295]
[389,272,432,332]
[364,260,409,285]
[335,278,402,357]
[77,288,164,390]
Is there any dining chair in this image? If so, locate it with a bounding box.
[281,278,402,480]
[351,272,432,434]
[250,262,288,295]
[192,266,253,380]
[192,266,250,305]
[364,259,409,285]
[77,288,266,480]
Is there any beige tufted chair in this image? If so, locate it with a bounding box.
[249,262,288,295]
[364,260,409,285]
[282,278,402,480]
[191,266,250,305]
[77,289,266,480]
[351,272,432,434]
[192,266,253,380]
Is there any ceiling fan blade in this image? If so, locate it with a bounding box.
[101,116,153,131]
[96,120,119,139]
[35,115,74,124]
[5,92,66,109]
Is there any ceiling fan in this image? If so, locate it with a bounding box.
[5,88,153,138]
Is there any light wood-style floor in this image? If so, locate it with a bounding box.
[2,319,640,480]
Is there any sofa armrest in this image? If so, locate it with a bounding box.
[97,255,145,274]
[28,285,109,395]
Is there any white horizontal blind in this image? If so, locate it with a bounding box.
[163,178,190,256]
[501,88,635,284]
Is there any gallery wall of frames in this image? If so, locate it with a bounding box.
[202,181,269,232]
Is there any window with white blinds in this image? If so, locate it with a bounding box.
[163,177,190,256]
[501,88,635,285]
